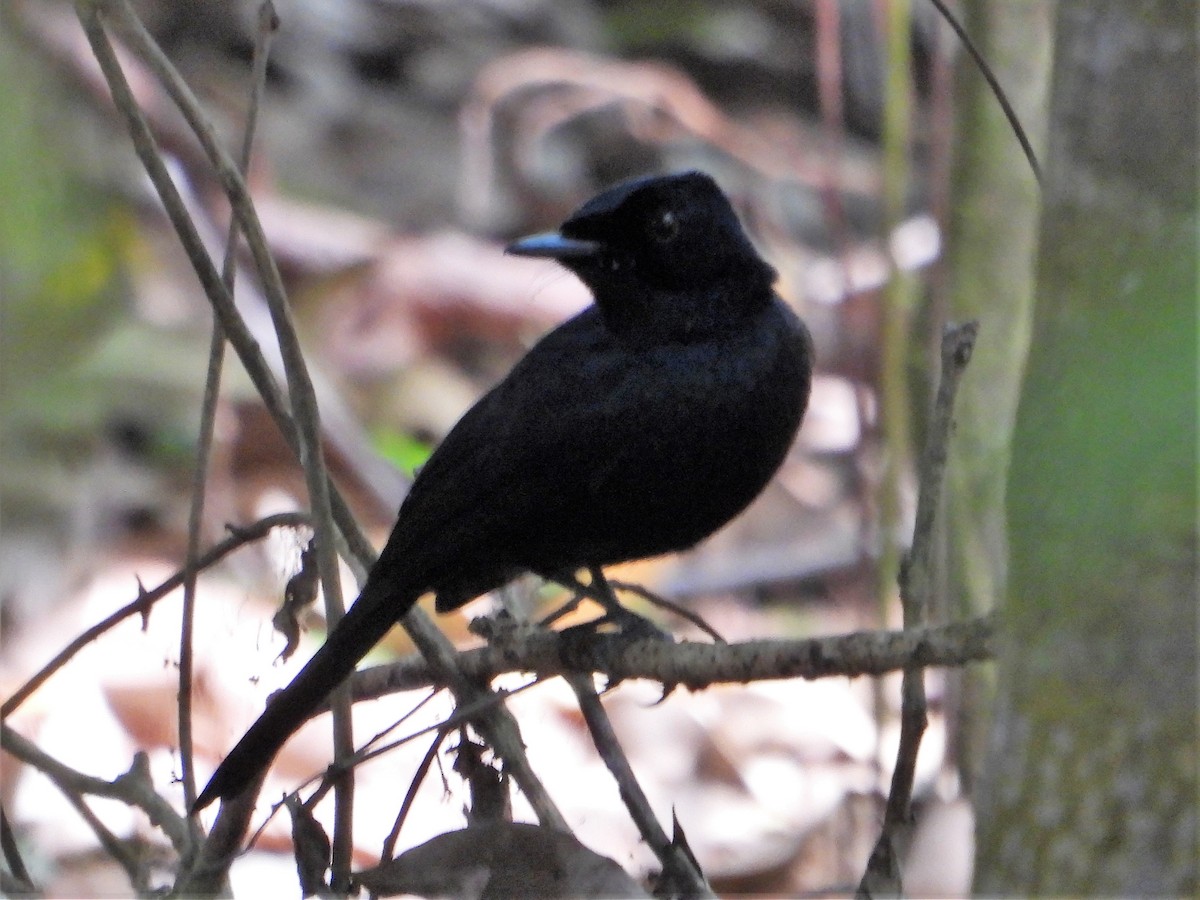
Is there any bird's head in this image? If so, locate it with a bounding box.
[507,171,777,342]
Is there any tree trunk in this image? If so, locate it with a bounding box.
[973,1,1198,894]
[940,0,1054,797]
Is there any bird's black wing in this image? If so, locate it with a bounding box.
[382,300,809,606]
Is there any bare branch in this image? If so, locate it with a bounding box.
[0,807,35,894]
[1,513,309,719]
[380,730,451,862]
[101,0,358,881]
[567,673,714,898]
[1,725,189,856]
[858,321,979,898]
[76,0,565,855]
[353,614,995,700]
[177,0,278,824]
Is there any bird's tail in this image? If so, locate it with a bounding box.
[192,573,420,811]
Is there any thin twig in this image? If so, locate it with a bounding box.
[178,0,278,824]
[566,673,713,899]
[0,806,35,893]
[64,788,143,887]
[240,677,547,855]
[299,688,447,814]
[906,323,978,602]
[1,513,308,718]
[925,0,1043,185]
[539,569,673,640]
[79,0,564,845]
[101,0,356,881]
[857,321,978,899]
[178,285,227,827]
[0,726,189,855]
[380,729,451,861]
[606,579,727,643]
[351,689,444,779]
[310,677,545,805]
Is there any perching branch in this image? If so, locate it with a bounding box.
[349,614,994,703]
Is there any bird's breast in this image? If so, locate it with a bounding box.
[567,302,811,561]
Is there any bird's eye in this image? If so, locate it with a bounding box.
[649,209,679,243]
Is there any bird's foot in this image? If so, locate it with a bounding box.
[554,602,672,644]
[590,602,672,641]
[540,566,673,641]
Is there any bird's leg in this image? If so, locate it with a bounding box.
[606,579,726,643]
[536,575,589,628]
[536,567,668,639]
[541,570,724,641]
[586,566,659,633]
[583,567,673,640]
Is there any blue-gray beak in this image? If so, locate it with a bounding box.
[506,232,602,260]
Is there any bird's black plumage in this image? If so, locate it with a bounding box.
[194,171,812,811]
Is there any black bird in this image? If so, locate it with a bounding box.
[194,171,813,810]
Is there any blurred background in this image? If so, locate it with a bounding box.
[2,0,1191,897]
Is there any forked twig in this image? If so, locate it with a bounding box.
[0,725,189,856]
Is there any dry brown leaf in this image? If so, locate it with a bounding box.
[355,821,647,899]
